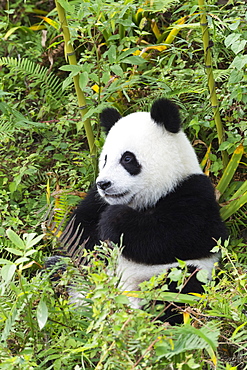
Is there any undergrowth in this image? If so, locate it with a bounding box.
[0,0,246,369]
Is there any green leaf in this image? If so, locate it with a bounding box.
[120,56,146,65]
[1,263,16,283]
[5,247,23,256]
[37,299,48,330]
[57,0,74,12]
[224,33,240,48]
[115,295,130,304]
[168,268,183,282]
[24,233,44,249]
[216,144,244,196]
[229,69,243,84]
[110,65,124,77]
[229,19,240,30]
[0,258,12,265]
[6,229,25,250]
[220,190,247,221]
[79,71,89,90]
[230,55,247,70]
[231,40,246,55]
[107,45,117,64]
[59,65,81,73]
[15,257,30,265]
[196,269,209,284]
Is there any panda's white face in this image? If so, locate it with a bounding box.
[96,111,202,210]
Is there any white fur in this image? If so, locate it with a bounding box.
[96,112,202,210]
[117,254,220,308]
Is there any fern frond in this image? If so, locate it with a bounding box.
[0,119,14,140]
[0,237,14,260]
[0,57,65,100]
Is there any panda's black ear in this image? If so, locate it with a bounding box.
[150,98,181,133]
[99,108,122,134]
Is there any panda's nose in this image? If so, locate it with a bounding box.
[97,180,112,191]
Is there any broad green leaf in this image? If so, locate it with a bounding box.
[111,65,124,77]
[115,295,130,304]
[25,249,37,257]
[59,65,81,73]
[24,233,44,249]
[1,263,16,282]
[121,56,146,65]
[196,269,209,284]
[79,71,89,91]
[229,19,240,31]
[231,40,246,55]
[107,45,117,64]
[15,257,30,265]
[5,247,23,256]
[0,258,12,265]
[37,299,48,330]
[229,69,243,84]
[6,229,25,250]
[57,0,74,13]
[224,33,240,48]
[230,55,247,70]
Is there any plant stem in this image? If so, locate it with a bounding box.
[55,0,97,171]
[198,0,228,168]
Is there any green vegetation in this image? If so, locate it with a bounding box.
[0,0,246,368]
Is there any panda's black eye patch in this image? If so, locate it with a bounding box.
[120,151,141,176]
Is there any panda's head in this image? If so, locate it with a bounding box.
[96,98,202,210]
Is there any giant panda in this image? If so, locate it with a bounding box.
[54,98,228,324]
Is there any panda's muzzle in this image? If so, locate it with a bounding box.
[97,181,129,199]
[97,180,112,191]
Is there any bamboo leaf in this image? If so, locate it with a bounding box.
[216,144,244,196]
[220,190,247,221]
[36,16,59,29]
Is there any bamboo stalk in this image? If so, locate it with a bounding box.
[55,0,97,170]
[198,0,228,168]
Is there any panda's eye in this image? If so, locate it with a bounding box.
[120,151,141,176]
[123,154,133,163]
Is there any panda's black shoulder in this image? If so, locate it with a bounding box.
[175,174,216,199]
[158,174,219,211]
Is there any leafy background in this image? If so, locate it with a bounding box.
[0,0,246,369]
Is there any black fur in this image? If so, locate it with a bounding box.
[99,107,121,134]
[67,174,227,264]
[150,98,181,133]
[120,151,142,176]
